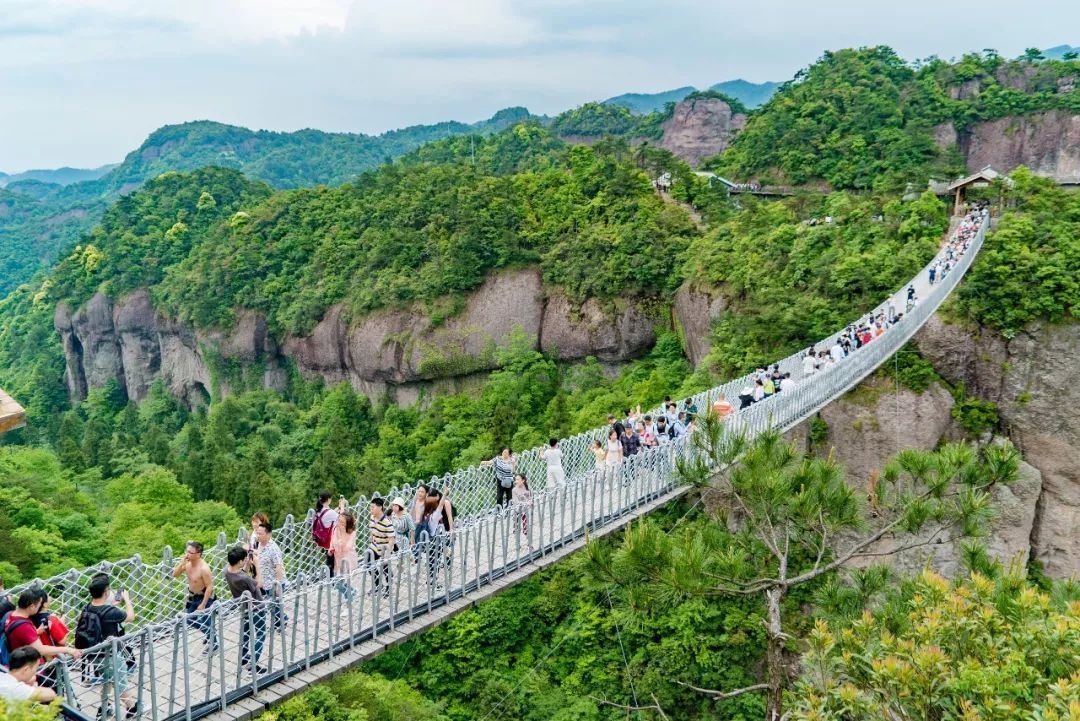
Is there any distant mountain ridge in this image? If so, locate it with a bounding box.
[1042,44,1080,60]
[604,79,782,114]
[0,165,117,188]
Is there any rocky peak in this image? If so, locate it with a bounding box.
[658,97,747,167]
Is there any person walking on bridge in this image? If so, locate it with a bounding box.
[253,524,287,630]
[367,499,394,598]
[540,439,565,488]
[225,546,266,675]
[173,541,217,654]
[77,574,135,718]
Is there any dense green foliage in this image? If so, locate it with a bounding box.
[550,102,670,140]
[0,185,107,296]
[49,135,697,336]
[0,110,533,294]
[49,168,273,306]
[685,189,947,375]
[0,441,241,584]
[792,569,1080,721]
[259,673,448,721]
[713,47,1080,190]
[957,169,1080,333]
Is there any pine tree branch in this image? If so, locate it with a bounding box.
[676,680,771,699]
[591,694,670,719]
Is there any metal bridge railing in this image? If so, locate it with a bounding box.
[25,215,986,721]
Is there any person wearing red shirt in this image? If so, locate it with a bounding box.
[1,587,80,667]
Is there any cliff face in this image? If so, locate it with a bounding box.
[915,316,1080,577]
[672,283,728,367]
[792,379,1043,577]
[658,97,747,167]
[55,269,660,406]
[960,111,1080,183]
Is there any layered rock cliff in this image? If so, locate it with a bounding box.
[55,268,662,407]
[915,316,1080,577]
[959,111,1080,183]
[657,97,747,167]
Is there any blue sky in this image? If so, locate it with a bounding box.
[1,0,1075,170]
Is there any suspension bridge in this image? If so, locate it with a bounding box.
[15,214,988,721]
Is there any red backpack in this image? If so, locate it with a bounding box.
[312,508,333,549]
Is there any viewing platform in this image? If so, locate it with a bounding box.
[0,388,26,434]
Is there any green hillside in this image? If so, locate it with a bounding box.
[712,47,1080,190]
[0,108,534,296]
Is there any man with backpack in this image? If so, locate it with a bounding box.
[75,574,135,718]
[312,491,338,578]
[1,587,80,670]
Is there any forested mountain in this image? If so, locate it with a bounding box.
[712,47,1080,188]
[3,43,1080,721]
[0,107,534,296]
[604,78,781,113]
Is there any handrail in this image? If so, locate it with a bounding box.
[26,214,986,721]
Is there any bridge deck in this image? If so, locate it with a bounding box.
[36,215,987,721]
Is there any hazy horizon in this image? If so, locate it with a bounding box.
[2,0,1077,171]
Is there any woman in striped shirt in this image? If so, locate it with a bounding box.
[481,447,517,506]
[367,498,394,597]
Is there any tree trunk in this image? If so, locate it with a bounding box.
[765,586,785,720]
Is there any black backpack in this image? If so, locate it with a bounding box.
[74,605,106,650]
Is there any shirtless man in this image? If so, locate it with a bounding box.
[172,541,217,653]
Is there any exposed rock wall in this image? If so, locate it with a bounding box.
[960,111,1080,183]
[658,97,747,167]
[915,316,1080,577]
[672,283,728,367]
[796,379,1043,575]
[56,269,661,406]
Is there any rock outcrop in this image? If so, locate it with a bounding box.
[916,316,1080,577]
[788,379,1043,576]
[658,97,747,167]
[672,283,728,367]
[815,380,957,487]
[56,269,661,407]
[960,111,1080,183]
